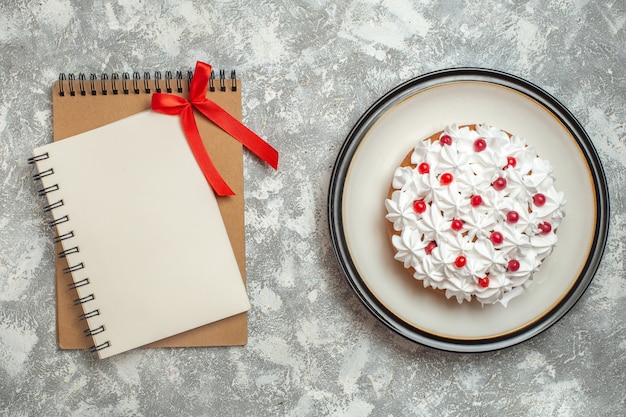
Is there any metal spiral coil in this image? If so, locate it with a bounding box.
[56,68,238,97]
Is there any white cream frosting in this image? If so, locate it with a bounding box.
[386,124,566,306]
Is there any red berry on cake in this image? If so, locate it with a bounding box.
[425,241,437,255]
[490,231,503,245]
[413,200,427,214]
[533,193,546,207]
[478,276,489,288]
[451,219,464,231]
[470,195,483,207]
[492,177,507,191]
[506,210,519,223]
[440,172,453,185]
[506,156,517,168]
[473,138,487,152]
[454,255,467,268]
[508,259,520,271]
[418,162,430,174]
[538,221,552,234]
[440,135,452,145]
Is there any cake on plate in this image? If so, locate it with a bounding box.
[385,124,566,306]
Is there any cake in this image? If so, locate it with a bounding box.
[384,124,566,306]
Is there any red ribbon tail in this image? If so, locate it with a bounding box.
[180,106,235,196]
[194,100,279,170]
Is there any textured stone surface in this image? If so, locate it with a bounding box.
[1,1,625,416]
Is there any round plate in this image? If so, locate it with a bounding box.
[328,68,609,352]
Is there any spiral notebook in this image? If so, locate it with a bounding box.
[32,70,250,358]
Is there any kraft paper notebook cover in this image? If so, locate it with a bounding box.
[44,70,249,354]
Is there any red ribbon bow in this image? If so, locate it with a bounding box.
[151,61,278,196]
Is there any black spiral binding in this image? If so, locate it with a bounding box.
[84,325,105,337]
[57,68,237,97]
[29,154,111,355]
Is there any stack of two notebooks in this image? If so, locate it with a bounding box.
[31,71,252,359]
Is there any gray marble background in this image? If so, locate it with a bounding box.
[1,1,625,416]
